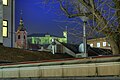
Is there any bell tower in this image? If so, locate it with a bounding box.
[15,11,27,49]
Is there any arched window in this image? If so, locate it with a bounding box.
[18,35,20,39]
[24,35,25,39]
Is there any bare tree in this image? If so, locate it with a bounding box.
[41,0,120,55]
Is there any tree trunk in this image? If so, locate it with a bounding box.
[108,35,120,55]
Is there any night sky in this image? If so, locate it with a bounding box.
[16,0,75,34]
[15,0,82,43]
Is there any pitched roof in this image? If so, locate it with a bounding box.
[61,43,112,56]
[28,33,65,38]
[62,43,79,53]
[88,47,112,56]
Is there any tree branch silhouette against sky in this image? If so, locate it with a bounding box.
[16,1,78,35]
[16,0,120,55]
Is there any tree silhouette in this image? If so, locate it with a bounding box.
[42,0,120,55]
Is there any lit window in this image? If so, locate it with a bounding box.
[3,27,7,37]
[90,43,93,47]
[103,42,106,47]
[97,42,100,47]
[3,20,8,37]
[3,20,7,26]
[3,0,8,5]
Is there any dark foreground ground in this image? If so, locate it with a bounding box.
[0,45,73,63]
[0,77,120,80]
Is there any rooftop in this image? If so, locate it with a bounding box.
[0,45,73,63]
[28,33,65,38]
[61,43,112,56]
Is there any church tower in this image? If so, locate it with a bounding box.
[16,13,27,49]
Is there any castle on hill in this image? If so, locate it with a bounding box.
[15,16,67,49]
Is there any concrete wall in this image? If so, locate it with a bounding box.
[97,62,120,76]
[2,68,19,78]
[19,67,40,78]
[62,64,96,77]
[41,65,62,77]
[0,0,3,44]
[0,62,119,78]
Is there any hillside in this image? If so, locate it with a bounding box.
[0,45,73,63]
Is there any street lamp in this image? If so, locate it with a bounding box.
[80,16,88,57]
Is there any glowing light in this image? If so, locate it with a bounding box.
[3,27,7,37]
[3,20,7,26]
[3,0,8,5]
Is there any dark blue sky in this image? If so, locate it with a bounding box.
[15,0,77,35]
[15,0,83,44]
[15,0,114,44]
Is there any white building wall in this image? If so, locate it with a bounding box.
[3,0,15,47]
[0,0,3,44]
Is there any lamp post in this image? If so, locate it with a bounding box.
[80,16,88,57]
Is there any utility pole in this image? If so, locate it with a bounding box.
[81,16,88,57]
[83,21,87,57]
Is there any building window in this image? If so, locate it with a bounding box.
[3,20,7,26]
[3,27,7,37]
[24,35,25,39]
[3,20,8,37]
[3,0,8,6]
[90,43,93,47]
[103,42,106,47]
[18,35,20,39]
[97,42,100,47]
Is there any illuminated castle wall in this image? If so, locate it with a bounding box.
[27,31,67,45]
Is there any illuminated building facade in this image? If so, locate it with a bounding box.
[0,0,15,47]
[87,37,111,49]
[27,31,67,46]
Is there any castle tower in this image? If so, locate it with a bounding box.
[63,30,67,38]
[63,26,68,43]
[16,13,27,49]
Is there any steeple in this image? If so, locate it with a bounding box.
[16,10,27,49]
[19,17,24,26]
[17,10,26,31]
